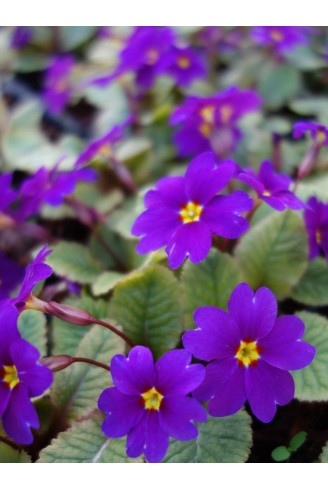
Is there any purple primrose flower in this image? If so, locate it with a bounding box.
[304,196,328,261]
[237,160,303,211]
[131,152,252,270]
[98,346,206,463]
[43,56,74,114]
[0,305,53,444]
[11,26,32,49]
[293,121,328,146]
[183,283,316,423]
[0,252,24,301]
[251,27,307,54]
[158,45,207,88]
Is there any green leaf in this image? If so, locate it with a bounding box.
[51,296,109,356]
[38,414,143,463]
[59,27,97,50]
[235,210,308,299]
[0,443,31,463]
[259,63,302,109]
[291,258,328,306]
[47,242,103,284]
[293,312,328,401]
[163,411,252,463]
[271,446,291,462]
[320,441,328,462]
[284,45,326,71]
[289,98,328,126]
[51,325,124,420]
[289,431,307,452]
[92,271,125,297]
[18,310,47,356]
[181,250,243,329]
[297,174,328,202]
[110,265,182,358]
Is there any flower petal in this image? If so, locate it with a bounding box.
[143,411,169,463]
[228,283,277,340]
[110,346,155,396]
[159,395,206,440]
[245,360,294,423]
[0,306,20,364]
[261,316,316,370]
[99,387,144,438]
[0,383,11,418]
[183,306,240,361]
[155,349,205,395]
[18,365,53,397]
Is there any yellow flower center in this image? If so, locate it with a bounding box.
[99,143,112,159]
[55,79,68,93]
[146,49,159,65]
[180,201,203,224]
[262,190,271,197]
[1,365,20,390]
[199,122,212,137]
[141,387,164,411]
[177,56,190,69]
[220,104,233,124]
[316,130,327,144]
[235,340,261,368]
[316,229,322,244]
[270,30,284,42]
[200,105,215,124]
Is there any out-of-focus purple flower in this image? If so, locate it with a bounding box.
[75,117,133,167]
[43,56,74,114]
[93,26,176,90]
[131,152,252,270]
[293,122,328,146]
[11,26,32,49]
[158,46,207,88]
[20,164,97,218]
[0,252,24,300]
[0,173,17,214]
[98,346,206,463]
[170,87,261,158]
[0,305,53,444]
[251,27,307,53]
[183,283,316,423]
[304,196,328,261]
[237,161,303,211]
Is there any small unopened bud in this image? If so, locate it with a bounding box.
[41,355,74,372]
[297,141,322,180]
[45,301,95,326]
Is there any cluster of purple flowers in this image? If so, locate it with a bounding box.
[170,87,261,158]
[251,26,308,54]
[43,56,75,114]
[93,26,207,90]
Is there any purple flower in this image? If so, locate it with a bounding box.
[20,164,97,218]
[131,152,252,270]
[251,27,307,53]
[0,252,24,300]
[293,121,328,146]
[170,87,261,158]
[0,172,17,214]
[237,161,303,211]
[0,305,53,444]
[43,56,74,114]
[183,283,316,423]
[75,118,132,167]
[158,46,207,88]
[98,346,206,463]
[11,26,32,49]
[304,196,328,261]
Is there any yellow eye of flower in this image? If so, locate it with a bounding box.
[200,105,215,124]
[316,229,322,244]
[199,122,212,137]
[146,49,159,65]
[1,365,20,390]
[141,387,164,411]
[177,56,190,69]
[316,130,327,144]
[180,202,203,224]
[235,340,261,367]
[220,105,233,124]
[270,30,284,42]
[99,143,112,159]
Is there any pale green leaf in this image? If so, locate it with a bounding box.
[320,441,328,462]
[92,271,125,296]
[18,310,47,357]
[38,414,143,463]
[163,411,252,463]
[110,265,182,358]
[181,250,243,329]
[293,312,328,401]
[0,443,31,463]
[259,63,302,109]
[235,210,308,299]
[291,258,328,306]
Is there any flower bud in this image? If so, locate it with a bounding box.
[40,355,74,372]
[44,301,96,326]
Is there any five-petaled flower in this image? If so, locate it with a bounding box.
[183,283,316,423]
[293,121,328,146]
[304,196,328,261]
[236,160,303,211]
[0,305,53,444]
[98,346,206,463]
[131,152,252,269]
[251,26,308,54]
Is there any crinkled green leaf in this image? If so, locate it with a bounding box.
[291,258,328,306]
[110,265,182,358]
[47,242,103,284]
[235,210,308,299]
[285,45,326,71]
[297,174,328,201]
[92,271,125,296]
[18,310,47,357]
[259,63,302,109]
[163,411,252,463]
[59,27,98,50]
[181,250,243,329]
[38,413,142,463]
[0,443,31,463]
[51,325,124,420]
[293,312,328,401]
